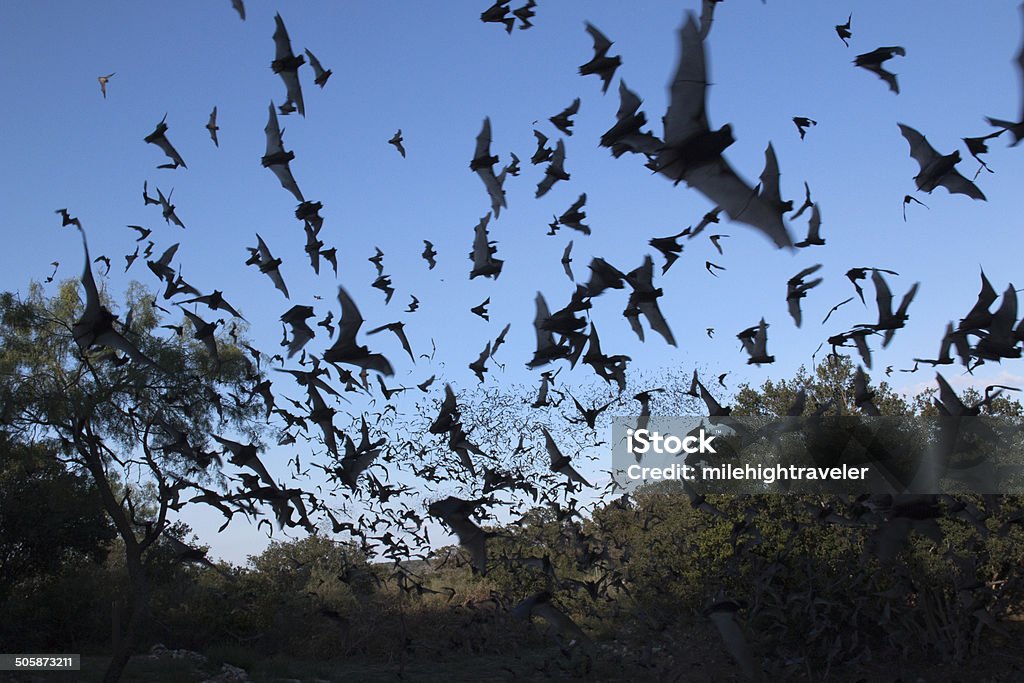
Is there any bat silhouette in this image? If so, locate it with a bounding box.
[794,203,825,247]
[962,130,1004,177]
[371,274,394,304]
[469,341,491,382]
[471,118,507,217]
[180,308,223,365]
[580,23,621,93]
[323,286,394,376]
[709,233,728,255]
[512,0,536,30]
[846,267,898,304]
[986,3,1024,145]
[790,182,813,219]
[247,234,290,298]
[406,295,419,313]
[502,152,520,177]
[786,263,823,327]
[154,187,185,228]
[231,0,245,20]
[561,241,574,281]
[480,0,514,34]
[70,223,162,370]
[428,496,494,574]
[98,73,114,98]
[821,296,853,325]
[263,103,304,202]
[280,305,316,358]
[854,46,905,94]
[738,318,774,364]
[584,257,627,297]
[388,129,406,157]
[272,14,305,116]
[601,79,662,158]
[793,116,817,139]
[898,123,985,200]
[205,106,219,147]
[868,269,919,347]
[422,240,437,269]
[179,290,244,320]
[305,48,332,87]
[144,115,187,169]
[624,256,677,346]
[535,138,569,198]
[542,427,591,487]
[557,193,588,234]
[650,13,793,248]
[835,14,852,46]
[549,98,580,136]
[902,194,928,221]
[531,129,554,164]
[469,213,504,279]
[471,297,490,320]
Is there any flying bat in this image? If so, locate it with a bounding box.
[155,187,185,228]
[422,240,437,269]
[794,203,825,247]
[428,496,493,574]
[650,13,793,248]
[98,73,114,98]
[144,115,187,169]
[580,23,621,93]
[854,46,905,94]
[469,213,504,279]
[535,139,569,198]
[323,286,394,376]
[530,129,554,164]
[902,194,928,221]
[898,123,985,200]
[561,241,574,281]
[963,130,1004,177]
[206,106,219,147]
[231,0,245,20]
[549,98,580,136]
[793,116,817,139]
[738,318,774,364]
[263,103,304,202]
[600,79,662,158]
[305,48,332,87]
[480,0,514,34]
[469,341,491,382]
[868,269,920,346]
[542,427,591,487]
[367,321,415,362]
[513,1,536,30]
[388,129,406,157]
[470,297,490,321]
[271,14,305,116]
[786,264,823,327]
[280,305,316,358]
[557,193,588,233]
[625,255,676,346]
[846,267,898,304]
[835,14,852,46]
[470,118,507,217]
[248,233,290,299]
[179,290,244,320]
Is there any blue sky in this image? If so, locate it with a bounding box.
[3,1,1023,563]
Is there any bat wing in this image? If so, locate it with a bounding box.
[937,170,986,200]
[231,0,245,20]
[664,12,710,146]
[898,123,939,171]
[698,0,719,39]
[684,159,793,248]
[637,299,676,346]
[871,270,894,323]
[264,103,285,155]
[584,22,613,56]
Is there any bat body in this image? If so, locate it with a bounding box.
[144,115,187,169]
[469,213,503,279]
[305,48,332,87]
[206,106,219,147]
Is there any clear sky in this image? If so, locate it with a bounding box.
[2,1,1023,563]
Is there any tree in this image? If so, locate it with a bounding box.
[0,280,282,682]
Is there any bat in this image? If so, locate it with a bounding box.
[428,496,493,574]
[737,318,774,364]
[469,341,491,382]
[422,240,437,269]
[530,129,553,164]
[388,129,405,157]
[272,14,305,116]
[625,255,676,346]
[280,305,316,358]
[786,263,823,327]
[179,290,245,320]
[366,321,415,362]
[469,213,503,279]
[835,14,852,46]
[535,138,568,198]
[262,103,305,202]
[793,116,817,139]
[542,427,591,486]
[651,13,793,248]
[601,79,662,158]
[304,48,332,87]
[898,123,985,200]
[470,298,490,320]
[512,0,536,30]
[470,118,507,217]
[154,187,185,229]
[480,0,514,34]
[549,98,580,136]
[248,233,290,298]
[794,203,825,247]
[557,193,588,233]
[231,0,245,20]
[323,286,394,376]
[97,73,114,98]
[561,241,574,281]
[854,46,906,94]
[962,130,1004,177]
[580,23,621,93]
[206,106,219,147]
[902,194,928,221]
[144,115,187,169]
[698,0,722,40]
